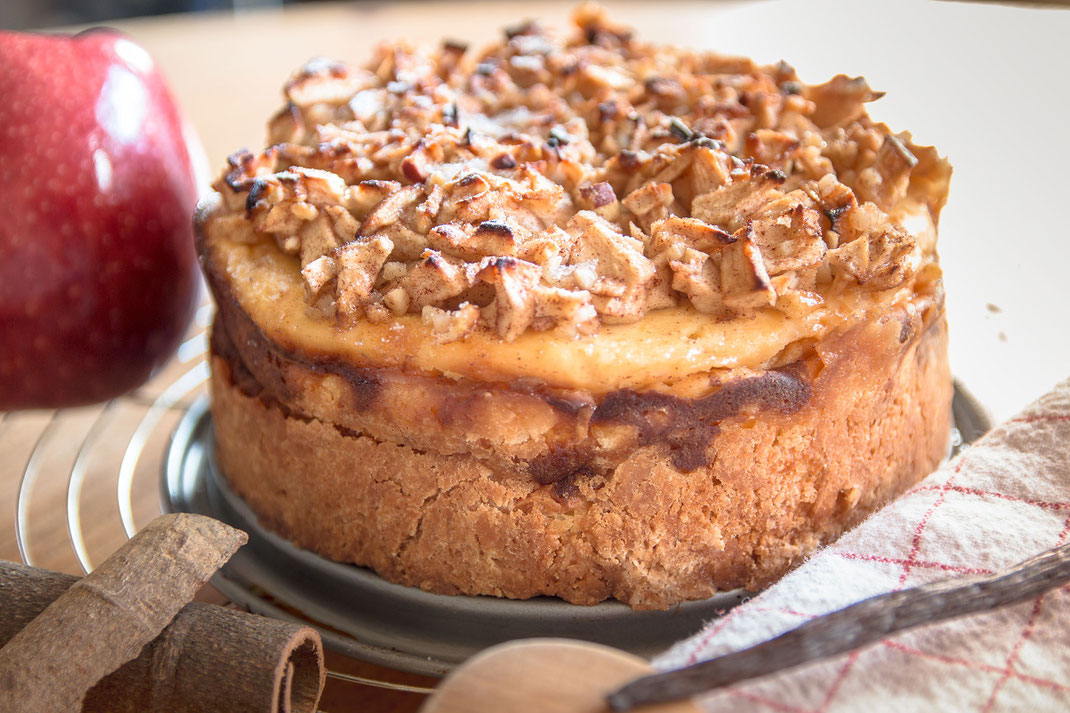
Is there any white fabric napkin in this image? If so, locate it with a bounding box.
[655,379,1070,712]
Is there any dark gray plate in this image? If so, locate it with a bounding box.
[162,382,989,677]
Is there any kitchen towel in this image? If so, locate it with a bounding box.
[655,378,1070,712]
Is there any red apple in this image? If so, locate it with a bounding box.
[0,29,201,409]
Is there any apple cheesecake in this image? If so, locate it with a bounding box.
[196,5,953,609]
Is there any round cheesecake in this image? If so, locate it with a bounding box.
[197,6,953,609]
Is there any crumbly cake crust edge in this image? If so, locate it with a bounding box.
[209,305,951,608]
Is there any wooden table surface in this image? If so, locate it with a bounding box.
[2,1,1069,711]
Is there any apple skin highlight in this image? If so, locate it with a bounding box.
[0,29,201,409]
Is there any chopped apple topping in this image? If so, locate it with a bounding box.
[211,3,948,342]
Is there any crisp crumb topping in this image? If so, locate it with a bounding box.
[212,2,950,342]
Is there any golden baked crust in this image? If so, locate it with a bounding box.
[211,305,951,609]
[197,4,955,608]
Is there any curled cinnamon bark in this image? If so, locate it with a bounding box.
[0,559,325,713]
[0,514,257,712]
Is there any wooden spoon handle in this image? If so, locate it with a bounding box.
[608,542,1070,711]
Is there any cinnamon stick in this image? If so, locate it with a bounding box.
[0,560,325,713]
[84,597,325,713]
[0,513,247,712]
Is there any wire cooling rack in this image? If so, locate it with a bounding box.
[0,302,435,700]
